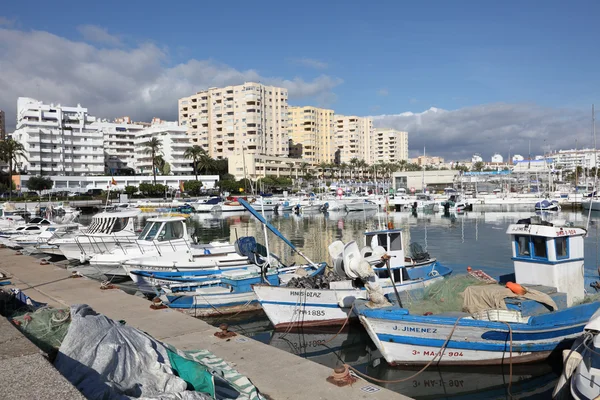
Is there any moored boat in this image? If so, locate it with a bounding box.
[355,217,600,366]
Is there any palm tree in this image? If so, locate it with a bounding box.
[0,139,27,200]
[357,159,369,181]
[299,162,309,180]
[184,145,208,181]
[349,157,359,180]
[339,163,348,180]
[142,138,162,184]
[195,153,214,175]
[397,159,408,172]
[318,162,328,179]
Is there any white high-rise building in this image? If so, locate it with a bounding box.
[94,116,145,174]
[491,153,504,163]
[12,97,104,176]
[372,128,409,164]
[334,115,373,164]
[134,119,193,176]
[178,82,289,159]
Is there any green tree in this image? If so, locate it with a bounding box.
[0,139,27,200]
[26,176,53,193]
[139,182,166,197]
[472,161,485,172]
[349,158,359,180]
[454,163,469,173]
[184,145,209,181]
[184,180,203,196]
[142,137,162,184]
[162,161,171,175]
[124,185,138,197]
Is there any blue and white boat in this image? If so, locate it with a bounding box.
[355,217,600,366]
[191,197,222,213]
[253,228,452,330]
[534,199,560,212]
[158,263,326,317]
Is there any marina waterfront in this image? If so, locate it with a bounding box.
[72,208,598,399]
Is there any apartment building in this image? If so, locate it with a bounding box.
[12,97,104,175]
[0,109,5,140]
[372,128,408,164]
[178,82,289,159]
[134,120,193,175]
[333,115,373,164]
[94,116,145,174]
[288,106,335,163]
[228,153,315,180]
[548,148,599,171]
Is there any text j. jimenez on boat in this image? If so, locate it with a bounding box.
[355,216,600,366]
[253,227,452,330]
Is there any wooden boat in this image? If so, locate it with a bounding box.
[355,217,600,366]
[253,228,451,330]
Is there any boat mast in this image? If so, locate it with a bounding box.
[421,146,425,193]
[586,104,597,233]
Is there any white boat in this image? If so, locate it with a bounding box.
[356,217,600,366]
[581,198,600,211]
[211,200,247,213]
[441,194,473,213]
[87,216,239,277]
[553,309,600,399]
[191,197,222,212]
[345,200,379,212]
[534,199,560,212]
[0,217,53,238]
[252,197,279,212]
[413,193,438,212]
[11,223,81,250]
[253,228,451,330]
[48,209,141,261]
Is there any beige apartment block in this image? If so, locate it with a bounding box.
[334,115,373,164]
[372,128,408,164]
[178,83,289,159]
[228,153,315,181]
[288,106,335,164]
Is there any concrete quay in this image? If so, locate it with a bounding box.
[0,249,411,400]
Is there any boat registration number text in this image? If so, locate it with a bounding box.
[412,349,464,357]
[297,309,326,317]
[290,290,321,298]
[393,325,437,333]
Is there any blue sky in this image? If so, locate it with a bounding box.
[1,1,598,158]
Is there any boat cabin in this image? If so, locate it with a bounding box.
[200,197,222,205]
[416,193,434,201]
[28,217,52,225]
[364,229,405,269]
[86,209,139,235]
[506,217,586,306]
[137,217,189,242]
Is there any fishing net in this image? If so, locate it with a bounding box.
[11,307,71,355]
[402,275,490,315]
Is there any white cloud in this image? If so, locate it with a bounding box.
[372,103,590,160]
[77,25,122,47]
[377,88,389,96]
[291,57,328,70]
[0,27,342,130]
[0,16,15,27]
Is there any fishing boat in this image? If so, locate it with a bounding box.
[191,197,222,212]
[413,193,437,212]
[253,197,279,212]
[346,200,379,212]
[48,209,140,261]
[534,199,560,212]
[158,263,326,317]
[355,217,600,366]
[253,228,451,330]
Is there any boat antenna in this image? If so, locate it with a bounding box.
[586,104,597,234]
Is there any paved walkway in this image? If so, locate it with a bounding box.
[0,249,411,400]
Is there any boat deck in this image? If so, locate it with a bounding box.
[0,248,410,400]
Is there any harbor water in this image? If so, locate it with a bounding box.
[79,209,600,399]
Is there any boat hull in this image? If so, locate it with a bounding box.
[163,291,261,317]
[356,301,600,366]
[254,273,445,330]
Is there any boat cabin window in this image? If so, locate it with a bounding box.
[390,233,402,251]
[555,237,568,259]
[112,217,128,233]
[26,226,40,231]
[138,222,161,241]
[532,236,547,258]
[515,235,548,260]
[157,221,185,241]
[516,235,530,256]
[377,234,388,250]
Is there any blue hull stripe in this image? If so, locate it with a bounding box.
[166,299,259,309]
[260,300,342,308]
[376,331,582,352]
[480,324,585,341]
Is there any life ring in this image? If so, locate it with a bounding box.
[427,270,440,277]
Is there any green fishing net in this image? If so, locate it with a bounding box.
[11,307,71,354]
[402,275,489,315]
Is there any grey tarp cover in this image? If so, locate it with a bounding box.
[462,284,559,314]
[54,304,211,400]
